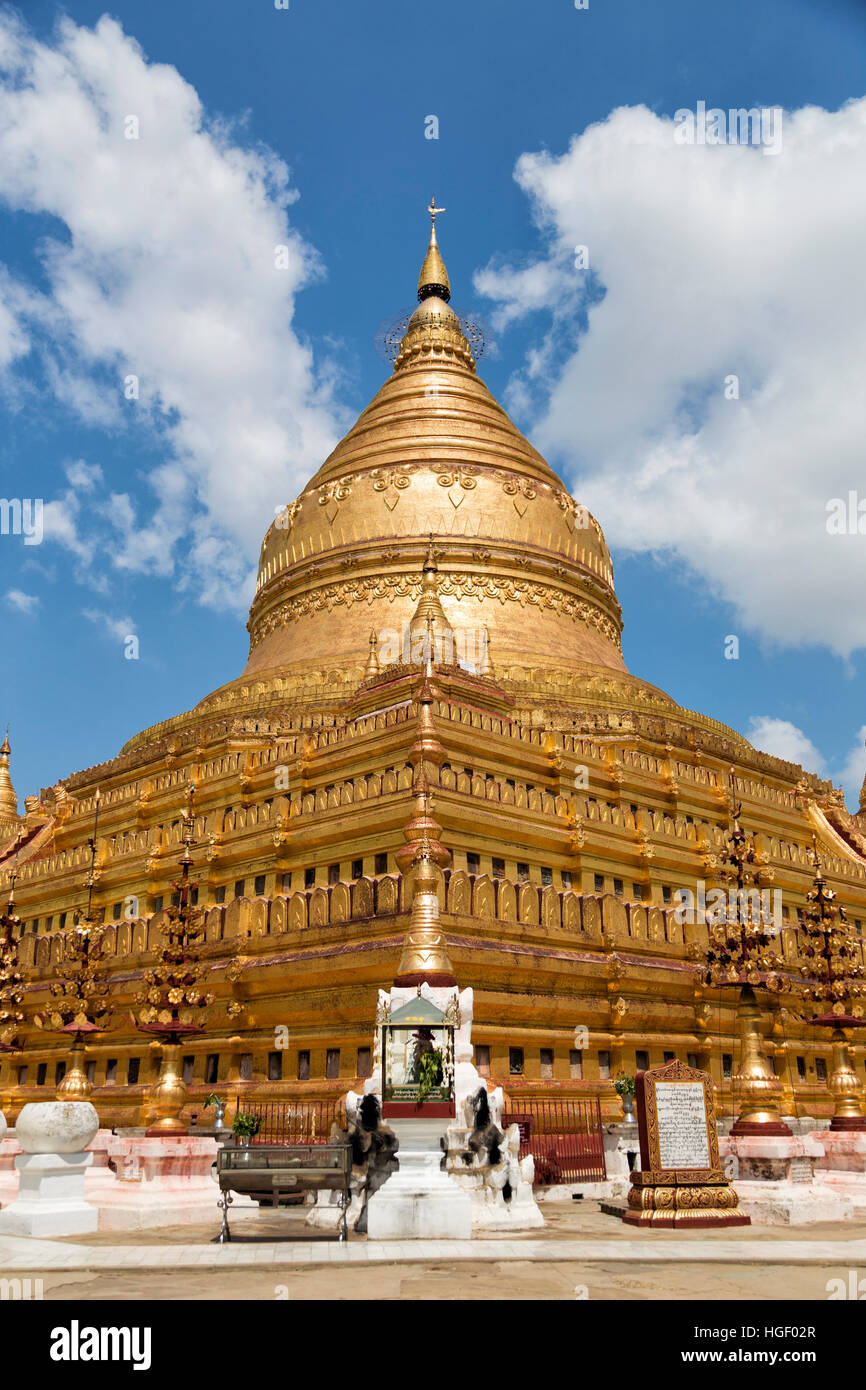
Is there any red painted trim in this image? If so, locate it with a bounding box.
[382,1101,455,1119]
[730,1119,792,1136]
[392,972,457,987]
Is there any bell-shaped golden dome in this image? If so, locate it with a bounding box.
[242,205,630,708]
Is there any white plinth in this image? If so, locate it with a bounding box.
[809,1131,866,1214]
[728,1179,854,1225]
[366,1148,472,1240]
[720,1134,855,1225]
[0,1151,97,1237]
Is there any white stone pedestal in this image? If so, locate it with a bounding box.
[442,1120,545,1230]
[0,1150,97,1237]
[366,1119,472,1240]
[720,1133,854,1225]
[0,1100,99,1238]
[592,1122,640,1202]
[811,1130,866,1215]
[86,1135,225,1231]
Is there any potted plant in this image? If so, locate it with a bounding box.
[202,1092,228,1133]
[613,1073,637,1124]
[416,1048,444,1105]
[410,1027,443,1106]
[232,1112,262,1147]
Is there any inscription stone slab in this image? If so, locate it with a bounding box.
[655,1081,711,1170]
[623,1059,750,1228]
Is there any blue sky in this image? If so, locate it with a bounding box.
[2,0,866,807]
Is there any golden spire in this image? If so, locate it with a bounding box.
[392,641,455,987]
[393,783,456,987]
[393,202,474,372]
[409,538,455,663]
[417,197,451,303]
[363,630,380,680]
[477,625,492,678]
[409,616,446,766]
[0,729,19,829]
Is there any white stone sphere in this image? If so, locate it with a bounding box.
[0,1111,7,1142]
[15,1101,99,1154]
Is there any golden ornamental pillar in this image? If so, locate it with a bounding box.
[56,1036,91,1101]
[826,1028,866,1132]
[146,1042,188,1136]
[730,986,790,1136]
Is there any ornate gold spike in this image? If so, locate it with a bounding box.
[408,539,455,668]
[393,836,456,987]
[364,630,380,679]
[729,986,788,1134]
[0,727,19,829]
[418,198,450,303]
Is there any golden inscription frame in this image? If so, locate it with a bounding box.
[636,1058,721,1182]
[623,1059,750,1227]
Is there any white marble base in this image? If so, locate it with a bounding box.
[811,1129,866,1174]
[536,1179,624,1203]
[729,1179,854,1225]
[0,1151,97,1237]
[366,1147,472,1240]
[814,1171,866,1215]
[718,1132,856,1225]
[468,1175,545,1231]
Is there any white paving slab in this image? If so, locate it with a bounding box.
[1,1232,865,1270]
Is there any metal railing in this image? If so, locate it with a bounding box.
[502,1097,606,1184]
[235,1098,342,1146]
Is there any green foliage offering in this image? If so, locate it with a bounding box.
[416,1049,443,1105]
[203,1092,224,1111]
[232,1112,262,1140]
[613,1073,636,1098]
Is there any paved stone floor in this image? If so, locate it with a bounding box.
[2,1201,864,1299]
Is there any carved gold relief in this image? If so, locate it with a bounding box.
[434,465,479,490]
[249,570,622,651]
[371,468,411,492]
[317,480,352,507]
[502,474,537,500]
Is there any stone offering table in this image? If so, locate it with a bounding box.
[85,1134,227,1231]
[805,1130,866,1216]
[719,1133,855,1225]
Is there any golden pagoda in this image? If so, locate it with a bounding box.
[2,205,866,1129]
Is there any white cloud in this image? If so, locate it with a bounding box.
[5,589,39,615]
[477,100,866,655]
[745,716,825,773]
[0,274,29,370]
[0,13,345,609]
[838,724,866,810]
[64,459,104,491]
[83,608,136,643]
[40,492,97,570]
[744,716,866,812]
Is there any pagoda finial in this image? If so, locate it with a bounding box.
[810,832,824,883]
[364,630,381,680]
[409,538,454,664]
[417,197,451,303]
[0,727,19,829]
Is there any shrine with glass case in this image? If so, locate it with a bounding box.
[380,993,457,1118]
